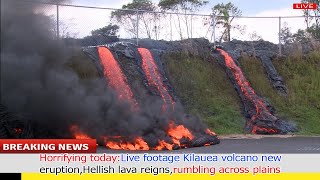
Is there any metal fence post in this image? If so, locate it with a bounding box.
[136,10,139,46]
[211,15,216,43]
[56,4,59,40]
[307,10,309,29]
[278,16,282,56]
[170,14,172,41]
[190,15,193,39]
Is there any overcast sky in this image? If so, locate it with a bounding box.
[46,0,307,43]
[68,0,300,16]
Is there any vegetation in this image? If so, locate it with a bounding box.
[280,0,320,44]
[280,23,294,44]
[67,0,320,135]
[301,0,320,39]
[239,53,320,135]
[212,2,242,42]
[280,24,317,44]
[162,49,320,135]
[163,52,245,134]
[111,0,159,39]
[159,0,208,39]
[91,24,119,37]
[66,50,99,79]
[68,45,320,135]
[92,1,244,41]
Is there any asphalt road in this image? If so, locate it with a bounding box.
[97,136,320,154]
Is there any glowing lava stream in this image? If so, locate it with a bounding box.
[71,121,195,150]
[97,46,137,107]
[70,125,92,139]
[216,48,279,134]
[137,48,175,110]
[103,136,150,151]
[70,47,218,150]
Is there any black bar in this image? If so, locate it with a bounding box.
[0,173,21,180]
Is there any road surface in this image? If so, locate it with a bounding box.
[97,136,320,154]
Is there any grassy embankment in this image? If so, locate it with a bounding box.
[164,53,245,135]
[164,51,320,135]
[239,52,320,135]
[68,48,320,135]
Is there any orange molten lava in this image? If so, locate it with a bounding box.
[70,125,92,139]
[104,137,149,150]
[216,48,278,134]
[252,126,278,134]
[168,121,193,141]
[155,122,193,149]
[154,140,174,150]
[206,128,216,136]
[102,122,195,150]
[137,48,175,110]
[98,46,138,108]
[68,47,218,149]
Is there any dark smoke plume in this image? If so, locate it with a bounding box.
[0,0,112,138]
[0,0,217,148]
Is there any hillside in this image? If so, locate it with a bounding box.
[239,52,320,135]
[68,39,320,135]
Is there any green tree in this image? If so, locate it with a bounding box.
[280,23,293,44]
[212,2,242,42]
[249,31,263,41]
[307,24,320,39]
[301,0,320,39]
[279,27,310,44]
[111,0,158,39]
[91,24,119,37]
[159,0,208,39]
[302,0,320,27]
[293,29,309,42]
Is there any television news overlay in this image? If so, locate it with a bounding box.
[2,0,320,179]
[0,139,320,179]
[293,3,317,9]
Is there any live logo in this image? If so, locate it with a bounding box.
[293,3,317,10]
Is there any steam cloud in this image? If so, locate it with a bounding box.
[0,0,212,146]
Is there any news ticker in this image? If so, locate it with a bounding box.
[0,139,320,179]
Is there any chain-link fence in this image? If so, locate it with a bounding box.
[7,0,315,55]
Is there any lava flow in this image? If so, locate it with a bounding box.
[70,121,202,151]
[153,121,194,150]
[216,48,285,134]
[97,46,137,107]
[138,48,175,110]
[103,136,150,151]
[102,121,195,150]
[70,46,220,150]
[70,125,92,139]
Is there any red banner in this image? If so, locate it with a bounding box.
[0,139,96,153]
[293,3,317,10]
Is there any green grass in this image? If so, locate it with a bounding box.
[68,48,320,135]
[163,53,245,135]
[239,53,320,135]
[66,50,99,79]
